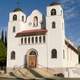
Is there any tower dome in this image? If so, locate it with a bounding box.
[49,2,61,6]
[13,8,23,12]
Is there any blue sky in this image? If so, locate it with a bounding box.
[0,0,80,46]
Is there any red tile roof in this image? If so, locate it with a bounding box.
[65,40,78,54]
[16,29,47,37]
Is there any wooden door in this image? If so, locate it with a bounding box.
[29,55,37,68]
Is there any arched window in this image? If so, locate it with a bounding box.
[11,51,15,60]
[33,16,38,27]
[24,37,27,44]
[43,36,45,43]
[35,37,38,43]
[51,9,56,15]
[51,49,57,58]
[13,14,17,21]
[28,37,30,44]
[22,16,24,22]
[39,36,41,43]
[21,38,23,44]
[32,37,34,43]
[13,26,16,32]
[52,22,55,28]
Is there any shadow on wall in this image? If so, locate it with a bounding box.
[24,55,27,68]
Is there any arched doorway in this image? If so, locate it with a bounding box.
[27,50,38,68]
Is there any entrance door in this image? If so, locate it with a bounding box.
[28,51,37,68]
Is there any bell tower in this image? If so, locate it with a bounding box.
[9,8,26,32]
[46,3,65,68]
[7,8,26,69]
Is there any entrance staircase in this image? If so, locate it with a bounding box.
[11,68,36,79]
[9,68,56,79]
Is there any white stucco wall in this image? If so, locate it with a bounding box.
[64,43,78,67]
[7,35,48,68]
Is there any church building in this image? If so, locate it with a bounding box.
[7,3,79,77]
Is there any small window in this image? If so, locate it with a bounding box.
[13,26,16,32]
[52,22,55,28]
[32,37,34,43]
[51,9,56,15]
[13,14,17,21]
[35,37,38,43]
[39,36,41,43]
[22,16,24,22]
[11,51,15,60]
[51,49,57,58]
[24,37,27,44]
[28,37,30,44]
[63,50,65,59]
[21,38,23,44]
[33,16,38,27]
[43,36,45,43]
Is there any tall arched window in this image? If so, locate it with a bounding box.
[11,51,15,60]
[22,16,24,22]
[13,14,17,21]
[51,49,57,58]
[52,22,55,28]
[43,36,45,43]
[35,37,38,43]
[39,36,41,43]
[13,26,16,32]
[33,16,38,27]
[51,9,56,15]
[28,37,30,44]
[24,37,27,44]
[21,38,23,44]
[32,37,34,43]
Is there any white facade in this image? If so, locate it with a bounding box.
[7,3,79,77]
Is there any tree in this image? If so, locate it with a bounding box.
[0,39,7,67]
[4,30,7,47]
[1,29,4,43]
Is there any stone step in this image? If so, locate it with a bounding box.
[33,68,54,78]
[12,68,25,79]
[12,68,37,79]
[20,68,36,79]
[11,68,63,79]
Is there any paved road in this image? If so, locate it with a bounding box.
[0,78,80,80]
